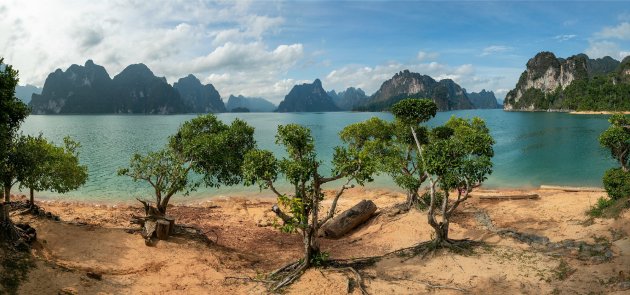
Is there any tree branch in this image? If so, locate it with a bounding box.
[319,178,354,227]
[271,204,292,224]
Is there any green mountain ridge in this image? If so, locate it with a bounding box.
[504,52,630,111]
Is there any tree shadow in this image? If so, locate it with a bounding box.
[0,246,35,295]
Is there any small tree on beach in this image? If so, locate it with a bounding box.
[341,99,438,210]
[383,98,494,246]
[599,114,630,200]
[422,116,494,246]
[0,57,29,243]
[118,114,255,216]
[242,123,376,289]
[17,135,88,206]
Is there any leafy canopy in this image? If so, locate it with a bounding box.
[599,114,630,171]
[17,135,88,194]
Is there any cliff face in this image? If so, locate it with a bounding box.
[329,87,368,110]
[15,85,41,104]
[467,89,500,109]
[226,95,276,112]
[504,52,622,111]
[276,79,340,112]
[30,60,115,114]
[29,60,227,114]
[173,74,225,113]
[358,70,474,111]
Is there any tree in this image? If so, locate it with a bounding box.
[422,116,494,246]
[242,124,376,289]
[119,114,255,216]
[1,58,29,226]
[17,135,88,206]
[373,98,494,246]
[599,114,630,200]
[599,114,630,172]
[340,99,438,210]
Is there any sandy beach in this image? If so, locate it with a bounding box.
[3,187,630,294]
[570,111,630,115]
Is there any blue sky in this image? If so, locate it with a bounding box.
[2,1,629,103]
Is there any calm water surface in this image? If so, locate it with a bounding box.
[18,110,615,202]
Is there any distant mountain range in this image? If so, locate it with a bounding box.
[15,84,42,104]
[276,79,340,112]
[467,89,501,109]
[226,95,276,112]
[354,70,476,111]
[29,60,225,114]
[504,52,630,111]
[28,60,502,114]
[327,87,369,111]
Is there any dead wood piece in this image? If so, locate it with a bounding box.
[321,200,377,239]
[156,220,170,240]
[164,216,175,235]
[478,194,539,201]
[86,271,102,280]
[271,204,293,224]
[142,220,157,239]
[539,185,605,192]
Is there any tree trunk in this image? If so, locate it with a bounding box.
[156,220,170,240]
[4,185,10,203]
[431,222,450,245]
[303,228,320,267]
[406,191,420,209]
[321,200,377,238]
[29,188,34,206]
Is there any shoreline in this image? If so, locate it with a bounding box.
[570,111,630,115]
[9,183,570,206]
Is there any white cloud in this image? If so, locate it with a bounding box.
[0,0,303,103]
[585,40,629,60]
[416,51,439,61]
[323,56,520,100]
[596,22,630,40]
[480,45,512,56]
[553,34,577,42]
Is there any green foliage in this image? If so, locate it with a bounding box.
[16,135,88,196]
[599,114,630,171]
[309,251,329,266]
[602,168,630,200]
[121,114,255,214]
[169,114,256,188]
[587,196,617,218]
[118,148,192,205]
[242,123,377,263]
[426,116,494,192]
[1,58,30,198]
[391,98,437,125]
[418,190,443,210]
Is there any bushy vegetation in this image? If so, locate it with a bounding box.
[119,114,256,216]
[593,113,630,218]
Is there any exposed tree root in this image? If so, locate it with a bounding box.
[474,208,614,261]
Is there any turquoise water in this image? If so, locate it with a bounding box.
[17,110,616,202]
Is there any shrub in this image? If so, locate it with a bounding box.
[603,168,630,200]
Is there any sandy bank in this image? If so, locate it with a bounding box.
[570,111,630,115]
[4,187,630,294]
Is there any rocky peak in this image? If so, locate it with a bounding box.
[276,79,339,112]
[173,74,225,113]
[359,70,473,111]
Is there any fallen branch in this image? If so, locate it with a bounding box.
[397,278,469,293]
[332,267,368,295]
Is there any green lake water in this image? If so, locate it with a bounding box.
[17,110,616,202]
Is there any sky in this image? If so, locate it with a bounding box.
[1,1,630,103]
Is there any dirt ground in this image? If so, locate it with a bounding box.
[2,187,630,294]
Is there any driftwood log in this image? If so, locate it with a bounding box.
[478,194,539,201]
[539,185,605,192]
[321,200,377,239]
